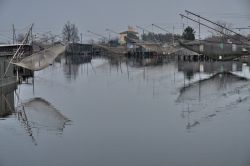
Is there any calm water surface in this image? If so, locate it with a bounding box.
[1,56,250,166]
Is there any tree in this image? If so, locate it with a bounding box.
[108,38,119,47]
[215,21,233,36]
[124,31,139,43]
[141,32,181,43]
[16,33,25,43]
[182,26,195,40]
[62,21,80,43]
[16,33,31,44]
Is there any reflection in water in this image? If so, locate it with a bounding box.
[180,104,200,130]
[178,72,248,102]
[2,55,250,166]
[127,57,165,67]
[16,104,38,145]
[17,97,70,135]
[177,71,249,130]
[63,53,92,81]
[14,96,71,145]
[178,61,243,80]
[0,85,16,118]
[108,57,125,74]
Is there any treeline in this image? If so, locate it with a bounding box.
[204,34,250,44]
[141,32,182,43]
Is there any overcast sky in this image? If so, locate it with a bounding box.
[0,0,249,42]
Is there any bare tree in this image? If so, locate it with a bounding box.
[215,21,233,36]
[62,21,80,43]
[247,34,250,40]
[16,33,25,43]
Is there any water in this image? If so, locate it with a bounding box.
[1,56,250,166]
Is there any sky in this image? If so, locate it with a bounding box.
[0,0,249,43]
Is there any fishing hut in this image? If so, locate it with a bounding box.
[0,44,34,81]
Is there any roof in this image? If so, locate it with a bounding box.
[0,44,31,47]
[119,31,138,35]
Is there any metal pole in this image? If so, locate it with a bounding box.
[12,24,15,44]
[180,14,249,46]
[108,32,111,47]
[80,33,82,44]
[87,30,108,41]
[152,24,175,46]
[173,25,175,45]
[31,25,33,45]
[185,10,249,41]
[142,30,144,41]
[199,18,201,41]
[152,24,171,33]
[2,24,33,78]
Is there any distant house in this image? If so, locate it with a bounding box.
[119,26,139,46]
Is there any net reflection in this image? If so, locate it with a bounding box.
[178,61,243,81]
[178,72,248,102]
[63,53,92,81]
[16,97,71,145]
[177,72,249,130]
